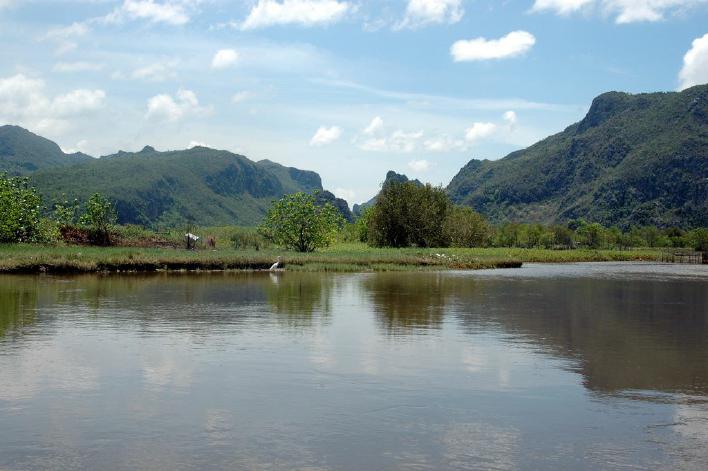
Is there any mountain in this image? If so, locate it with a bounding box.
[28,145,339,227]
[448,84,708,228]
[0,125,92,175]
[352,171,423,217]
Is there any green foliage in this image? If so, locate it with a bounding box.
[259,192,344,252]
[687,228,708,252]
[80,193,117,245]
[355,206,373,243]
[0,173,43,243]
[52,195,80,227]
[443,206,492,247]
[368,182,451,248]
[230,227,271,251]
[447,84,708,229]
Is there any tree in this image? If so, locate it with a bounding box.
[443,206,491,248]
[80,193,117,245]
[259,192,344,252]
[367,181,451,248]
[0,173,42,243]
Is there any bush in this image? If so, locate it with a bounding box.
[79,193,117,246]
[0,173,43,243]
[259,192,343,252]
[230,228,270,250]
[443,206,491,247]
[368,182,451,248]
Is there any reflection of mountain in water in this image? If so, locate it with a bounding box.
[449,276,708,396]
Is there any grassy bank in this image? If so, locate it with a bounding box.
[0,243,663,274]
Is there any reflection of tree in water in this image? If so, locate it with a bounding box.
[0,276,38,339]
[452,277,708,396]
[363,273,463,335]
[264,273,333,329]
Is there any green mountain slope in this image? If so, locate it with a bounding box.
[27,145,332,227]
[448,84,708,228]
[0,125,92,175]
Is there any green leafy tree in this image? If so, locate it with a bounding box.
[367,181,451,248]
[443,206,491,248]
[53,195,80,227]
[80,193,117,245]
[0,173,43,243]
[259,192,344,252]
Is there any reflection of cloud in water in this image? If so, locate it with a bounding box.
[462,345,488,373]
[670,401,708,469]
[442,422,520,470]
[0,337,99,401]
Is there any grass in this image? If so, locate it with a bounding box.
[0,242,663,274]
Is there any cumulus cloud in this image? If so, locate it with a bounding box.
[241,0,350,30]
[310,125,342,146]
[465,122,497,142]
[43,22,90,55]
[451,31,536,62]
[423,135,466,152]
[188,140,211,148]
[105,0,192,25]
[679,33,708,90]
[532,0,707,24]
[359,129,424,153]
[531,0,593,15]
[0,74,105,134]
[145,89,205,122]
[503,110,517,128]
[395,0,464,30]
[211,49,239,69]
[408,159,431,172]
[130,59,180,82]
[363,116,384,135]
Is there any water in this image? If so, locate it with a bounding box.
[1,263,707,470]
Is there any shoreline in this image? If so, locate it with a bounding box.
[0,244,665,274]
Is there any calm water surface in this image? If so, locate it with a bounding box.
[1,263,707,470]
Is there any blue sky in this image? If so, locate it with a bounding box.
[1,0,707,204]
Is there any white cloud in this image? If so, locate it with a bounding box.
[451,31,536,62]
[363,116,384,135]
[310,125,342,146]
[423,135,466,152]
[241,0,351,30]
[105,0,192,25]
[145,88,205,122]
[188,140,211,148]
[408,159,431,172]
[131,59,179,82]
[359,129,423,153]
[0,74,106,134]
[679,33,708,90]
[211,49,239,69]
[532,0,708,24]
[231,91,252,103]
[0,0,13,9]
[465,122,497,142]
[43,22,90,56]
[503,110,517,127]
[531,0,594,15]
[53,62,104,73]
[395,0,464,30]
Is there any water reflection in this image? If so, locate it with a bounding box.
[0,265,707,470]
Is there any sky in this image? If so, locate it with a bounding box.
[0,0,707,204]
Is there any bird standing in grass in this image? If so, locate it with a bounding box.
[269,256,282,271]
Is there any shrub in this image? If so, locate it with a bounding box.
[368,182,451,248]
[0,173,43,243]
[443,206,491,247]
[259,192,343,252]
[79,193,117,246]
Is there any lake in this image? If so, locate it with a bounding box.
[1,263,707,470]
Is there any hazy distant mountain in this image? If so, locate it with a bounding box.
[448,84,708,228]
[0,128,350,227]
[352,171,423,216]
[0,125,92,175]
